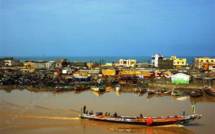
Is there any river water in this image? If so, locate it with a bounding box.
[0,89,215,134]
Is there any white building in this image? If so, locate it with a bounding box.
[171,73,190,84]
[151,54,163,67]
[4,60,13,66]
[45,61,55,69]
[118,59,136,67]
[62,67,72,74]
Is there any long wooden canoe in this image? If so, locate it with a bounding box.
[80,113,201,126]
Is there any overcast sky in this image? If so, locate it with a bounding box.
[0,0,215,57]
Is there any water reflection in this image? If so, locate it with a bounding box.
[81,120,194,134]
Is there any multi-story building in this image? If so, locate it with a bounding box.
[158,58,174,69]
[195,57,215,69]
[170,56,187,67]
[151,54,163,67]
[118,59,136,67]
[0,57,21,67]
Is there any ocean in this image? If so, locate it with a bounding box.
[10,56,197,64]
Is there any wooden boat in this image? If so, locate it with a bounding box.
[176,96,190,101]
[91,85,105,92]
[171,89,183,96]
[204,88,215,96]
[189,89,203,98]
[115,84,121,92]
[147,89,156,95]
[135,87,147,94]
[80,114,201,126]
[80,111,202,126]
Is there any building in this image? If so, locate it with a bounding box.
[0,57,22,67]
[170,56,187,67]
[171,73,190,84]
[209,64,215,72]
[102,63,113,67]
[24,61,47,70]
[118,59,136,67]
[151,54,163,67]
[55,59,68,68]
[70,62,87,69]
[158,59,173,69]
[102,69,116,76]
[201,63,215,71]
[195,57,215,69]
[62,67,73,74]
[119,69,153,78]
[45,61,55,69]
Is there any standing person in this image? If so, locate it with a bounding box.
[192,104,196,114]
[83,105,86,114]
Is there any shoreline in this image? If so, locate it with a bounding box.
[1,82,214,93]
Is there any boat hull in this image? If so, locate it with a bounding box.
[204,88,215,96]
[80,114,201,126]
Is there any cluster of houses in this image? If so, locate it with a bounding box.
[151,54,215,71]
[0,55,215,86]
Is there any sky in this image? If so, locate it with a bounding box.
[0,0,215,57]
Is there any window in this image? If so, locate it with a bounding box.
[211,60,214,62]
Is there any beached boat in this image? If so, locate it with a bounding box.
[171,89,183,96]
[91,85,105,92]
[204,88,215,96]
[115,84,121,92]
[189,89,203,98]
[176,96,190,101]
[80,109,202,126]
[147,89,156,95]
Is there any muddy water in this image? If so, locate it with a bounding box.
[0,90,215,134]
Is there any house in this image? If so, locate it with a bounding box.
[194,57,215,69]
[151,54,163,67]
[24,61,47,70]
[209,64,215,72]
[0,57,22,67]
[55,59,68,68]
[119,69,153,78]
[102,63,113,67]
[73,70,91,81]
[170,56,187,67]
[171,73,190,84]
[70,62,87,69]
[118,59,136,67]
[45,61,55,69]
[62,67,73,74]
[158,58,173,69]
[102,69,116,76]
[201,63,215,72]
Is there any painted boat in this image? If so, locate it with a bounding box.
[80,112,202,126]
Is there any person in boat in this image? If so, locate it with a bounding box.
[89,110,94,115]
[113,112,118,117]
[83,105,86,114]
[182,111,186,116]
[139,114,143,118]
